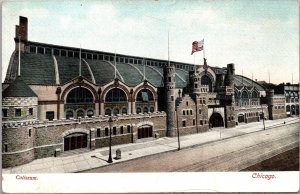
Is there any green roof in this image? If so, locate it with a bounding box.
[3,76,37,97]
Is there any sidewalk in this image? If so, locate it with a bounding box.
[3,117,299,173]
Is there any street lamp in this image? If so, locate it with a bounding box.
[260,95,266,130]
[107,116,113,163]
[176,90,182,151]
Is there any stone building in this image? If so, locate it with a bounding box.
[2,16,279,167]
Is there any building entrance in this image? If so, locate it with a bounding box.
[209,112,224,128]
[238,114,245,123]
[64,133,88,151]
[138,125,153,139]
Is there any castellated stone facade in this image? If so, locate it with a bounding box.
[2,16,288,168]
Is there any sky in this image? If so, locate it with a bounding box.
[2,0,299,84]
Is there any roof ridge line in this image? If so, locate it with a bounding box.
[126,63,144,78]
[52,55,60,85]
[104,60,125,82]
[82,59,96,84]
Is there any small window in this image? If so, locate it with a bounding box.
[203,99,206,104]
[205,120,207,124]
[45,48,52,55]
[187,110,189,115]
[122,108,127,114]
[87,110,94,117]
[97,128,101,137]
[183,110,185,115]
[37,47,44,54]
[186,101,188,106]
[46,111,54,121]
[150,107,154,113]
[193,119,195,125]
[68,51,73,57]
[93,54,97,60]
[15,108,21,117]
[30,46,37,53]
[105,109,112,116]
[127,125,131,133]
[113,127,117,135]
[120,126,124,134]
[105,128,109,136]
[190,110,193,115]
[54,49,60,56]
[110,56,114,61]
[87,53,92,59]
[29,129,31,137]
[199,109,201,114]
[2,109,8,117]
[4,144,7,152]
[136,107,141,114]
[171,96,174,101]
[195,83,198,88]
[74,51,79,58]
[61,50,66,56]
[29,108,33,116]
[182,120,186,127]
[168,77,172,82]
[200,120,203,125]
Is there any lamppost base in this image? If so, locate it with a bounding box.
[107,158,113,163]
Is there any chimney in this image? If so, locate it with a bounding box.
[14,16,28,52]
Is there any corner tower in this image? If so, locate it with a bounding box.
[164,63,176,137]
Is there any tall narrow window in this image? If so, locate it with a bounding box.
[97,128,101,137]
[15,109,21,117]
[190,110,193,115]
[46,111,54,121]
[193,119,195,125]
[105,128,109,136]
[120,126,124,134]
[113,127,117,135]
[182,120,186,127]
[29,108,33,116]
[4,144,7,152]
[2,109,8,117]
[29,129,31,137]
[127,125,131,133]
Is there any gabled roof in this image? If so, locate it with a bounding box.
[2,76,37,97]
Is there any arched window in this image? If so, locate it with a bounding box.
[66,110,73,119]
[87,109,94,117]
[150,107,154,113]
[252,91,258,98]
[105,109,111,116]
[105,88,127,102]
[136,107,141,114]
[242,91,249,99]
[136,89,154,102]
[66,87,93,103]
[113,108,119,115]
[122,108,127,114]
[201,75,212,92]
[77,110,85,118]
[29,129,31,137]
[143,107,148,113]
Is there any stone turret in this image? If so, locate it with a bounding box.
[267,89,274,120]
[164,63,176,137]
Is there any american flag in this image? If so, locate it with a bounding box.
[191,39,204,55]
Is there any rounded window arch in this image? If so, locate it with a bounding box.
[66,87,94,103]
[122,108,127,114]
[105,108,112,116]
[66,110,74,119]
[201,75,212,92]
[105,88,127,102]
[136,89,154,102]
[242,91,249,99]
[136,107,142,114]
[113,108,120,115]
[252,91,258,98]
[87,109,94,117]
[76,109,85,118]
[143,107,148,113]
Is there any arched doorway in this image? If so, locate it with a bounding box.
[209,112,224,128]
[64,133,88,151]
[137,125,153,139]
[238,114,245,123]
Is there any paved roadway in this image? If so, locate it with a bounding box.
[81,122,299,172]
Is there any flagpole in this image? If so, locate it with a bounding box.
[79,44,82,76]
[203,39,205,59]
[143,58,145,80]
[114,50,117,79]
[18,36,21,76]
[194,53,196,73]
[168,30,170,66]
